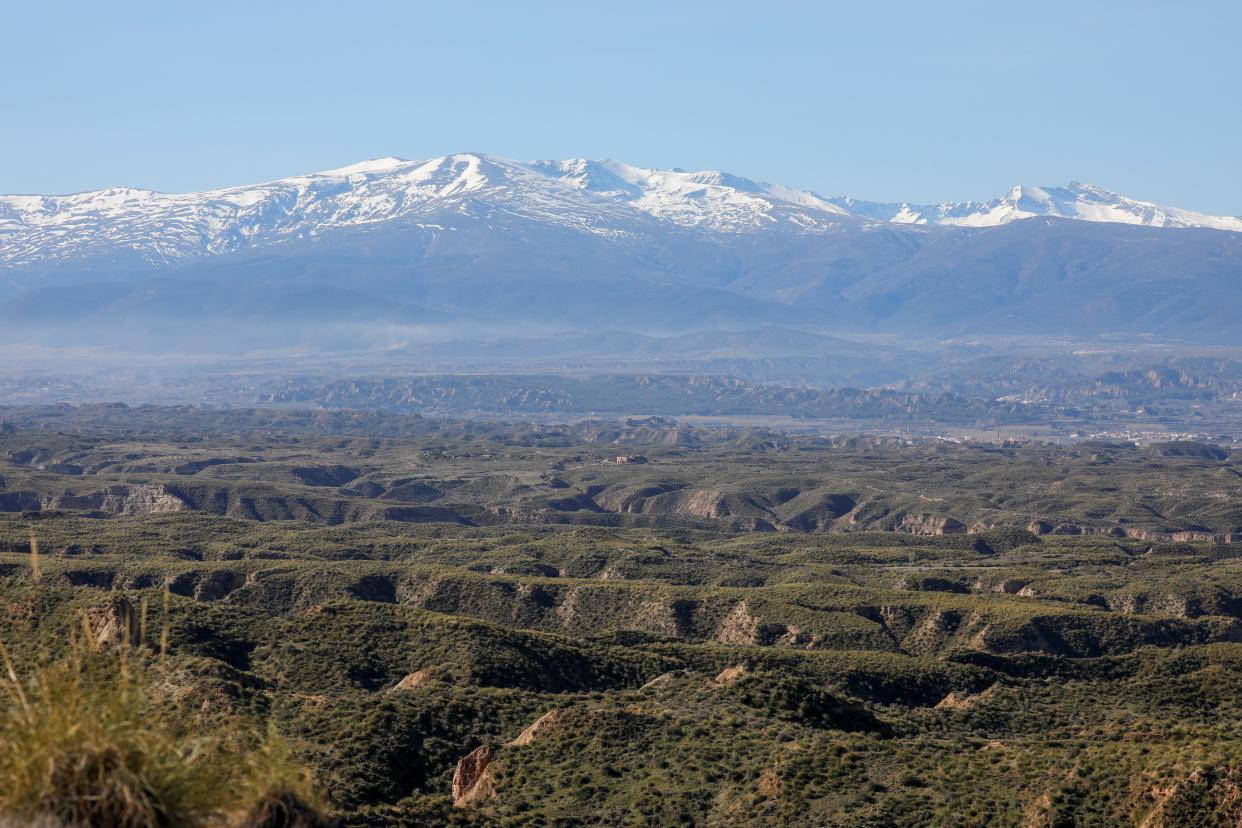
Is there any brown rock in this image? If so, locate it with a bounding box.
[714,664,750,685]
[899,513,966,536]
[451,746,496,806]
[714,601,762,645]
[935,684,998,712]
[510,708,571,746]
[90,596,141,648]
[386,669,438,692]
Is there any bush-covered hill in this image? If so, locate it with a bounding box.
[5,410,1242,824]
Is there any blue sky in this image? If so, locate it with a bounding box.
[3,0,1238,213]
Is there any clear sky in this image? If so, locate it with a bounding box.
[3,0,1238,214]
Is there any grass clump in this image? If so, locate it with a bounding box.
[0,625,325,827]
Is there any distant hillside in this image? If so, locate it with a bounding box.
[3,153,1242,348]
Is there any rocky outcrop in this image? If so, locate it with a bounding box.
[973,577,1031,595]
[711,601,824,648]
[714,602,763,645]
[510,708,572,746]
[682,489,731,519]
[386,669,440,692]
[451,746,497,806]
[90,596,141,648]
[43,484,188,515]
[899,513,966,535]
[1106,592,1197,618]
[1126,767,1242,828]
[935,683,998,712]
[592,484,779,530]
[714,665,750,685]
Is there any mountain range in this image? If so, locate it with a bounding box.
[2,153,1241,350]
[827,182,1242,231]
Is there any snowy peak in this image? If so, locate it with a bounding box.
[1,155,1239,272]
[828,182,1242,232]
[312,156,410,177]
[528,158,852,228]
[0,153,860,269]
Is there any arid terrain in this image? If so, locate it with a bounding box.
[4,406,1242,824]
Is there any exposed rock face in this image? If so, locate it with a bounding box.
[451,746,497,806]
[548,585,694,638]
[682,489,730,519]
[901,608,964,655]
[386,669,438,692]
[714,601,762,645]
[510,708,572,746]
[1108,592,1196,618]
[772,624,821,647]
[711,601,821,648]
[44,484,188,516]
[591,484,780,530]
[1134,767,1242,828]
[714,664,750,685]
[970,576,1031,595]
[935,684,998,712]
[899,513,966,535]
[90,596,141,648]
[120,484,185,515]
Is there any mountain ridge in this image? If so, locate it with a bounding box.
[826,181,1242,231]
[3,153,1238,273]
[3,152,1242,348]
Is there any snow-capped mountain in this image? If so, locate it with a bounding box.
[826,182,1242,232]
[3,153,1242,349]
[4,153,1237,273]
[0,154,856,270]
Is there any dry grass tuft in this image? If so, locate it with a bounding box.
[0,632,225,826]
[0,615,328,827]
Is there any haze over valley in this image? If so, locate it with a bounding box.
[4,153,1242,351]
[4,152,1242,445]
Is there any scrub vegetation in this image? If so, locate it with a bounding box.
[2,407,1242,825]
